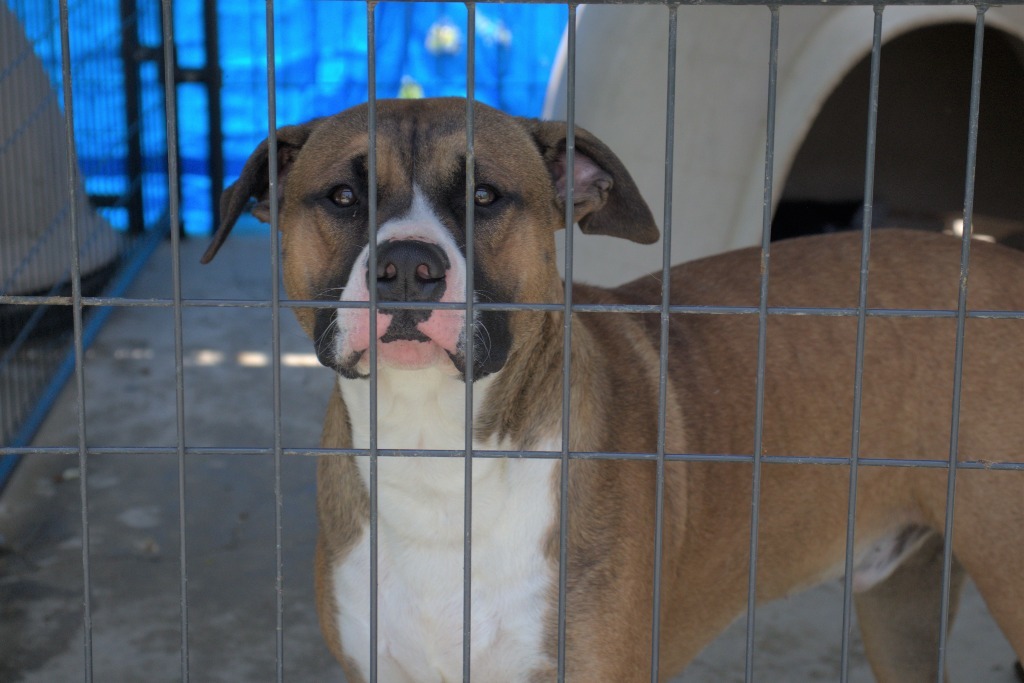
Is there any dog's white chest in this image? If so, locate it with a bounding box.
[334,371,557,682]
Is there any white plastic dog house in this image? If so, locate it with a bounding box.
[545,5,1024,285]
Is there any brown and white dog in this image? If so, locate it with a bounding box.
[202,98,1024,682]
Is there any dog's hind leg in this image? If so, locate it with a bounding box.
[854,532,965,683]
[945,473,1024,669]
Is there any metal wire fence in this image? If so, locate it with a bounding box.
[0,0,169,485]
[1,1,1023,682]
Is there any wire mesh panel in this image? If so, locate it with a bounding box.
[1,1,1023,682]
[0,0,170,480]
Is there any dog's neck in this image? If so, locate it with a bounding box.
[333,351,563,683]
[340,307,605,442]
[339,363,529,546]
[336,309,606,543]
[479,308,609,452]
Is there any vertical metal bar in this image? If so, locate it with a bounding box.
[263,0,285,679]
[57,1,93,679]
[204,0,224,234]
[155,2,180,233]
[462,4,477,681]
[2,15,38,468]
[366,4,380,681]
[936,8,986,681]
[744,7,780,682]
[839,7,883,680]
[118,0,145,233]
[556,5,577,681]
[159,0,189,678]
[650,5,678,681]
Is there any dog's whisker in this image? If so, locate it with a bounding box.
[313,318,335,352]
[472,325,493,363]
[314,285,346,299]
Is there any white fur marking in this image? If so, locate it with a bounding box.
[332,328,558,681]
[333,186,469,371]
[850,526,933,593]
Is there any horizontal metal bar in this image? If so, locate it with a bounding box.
[4,295,1023,320]
[325,0,1007,5]
[4,445,1022,470]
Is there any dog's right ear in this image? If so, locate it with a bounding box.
[517,118,659,245]
[201,121,319,264]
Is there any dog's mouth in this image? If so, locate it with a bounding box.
[368,310,457,374]
[343,338,455,376]
[327,307,511,381]
[333,308,481,379]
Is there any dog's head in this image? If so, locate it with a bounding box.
[202,98,658,381]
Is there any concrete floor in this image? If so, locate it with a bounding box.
[0,235,1018,682]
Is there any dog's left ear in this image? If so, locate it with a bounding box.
[518,119,659,244]
[201,120,320,263]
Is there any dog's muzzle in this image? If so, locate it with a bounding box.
[322,234,507,382]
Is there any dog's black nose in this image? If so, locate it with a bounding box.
[373,239,450,302]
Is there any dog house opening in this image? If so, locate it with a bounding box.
[772,23,1024,248]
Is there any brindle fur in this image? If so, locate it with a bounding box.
[205,98,1024,682]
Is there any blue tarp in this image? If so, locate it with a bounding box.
[10,1,567,233]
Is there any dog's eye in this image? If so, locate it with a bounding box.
[474,185,498,207]
[329,185,357,208]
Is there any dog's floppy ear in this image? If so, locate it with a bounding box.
[518,119,659,244]
[201,120,320,264]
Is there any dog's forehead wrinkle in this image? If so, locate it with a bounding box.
[310,114,520,218]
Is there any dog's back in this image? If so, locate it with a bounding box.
[606,228,1024,461]
[590,228,1024,674]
